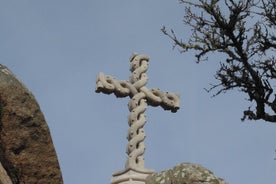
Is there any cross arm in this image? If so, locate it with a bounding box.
[140,87,180,113]
[95,72,138,98]
[96,72,180,112]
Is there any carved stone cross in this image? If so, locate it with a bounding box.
[96,53,180,184]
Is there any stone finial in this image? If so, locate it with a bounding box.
[96,53,180,184]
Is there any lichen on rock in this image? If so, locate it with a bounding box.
[146,163,226,184]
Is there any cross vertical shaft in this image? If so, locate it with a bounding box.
[96,53,180,184]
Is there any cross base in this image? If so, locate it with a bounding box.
[111,168,154,184]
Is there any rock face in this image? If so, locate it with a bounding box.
[0,65,63,183]
[146,163,226,184]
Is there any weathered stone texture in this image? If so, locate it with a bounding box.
[146,163,226,184]
[0,162,12,184]
[0,65,63,183]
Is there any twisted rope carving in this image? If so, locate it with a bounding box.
[125,54,149,170]
[96,62,180,112]
[95,53,180,172]
[96,72,138,97]
[126,92,147,170]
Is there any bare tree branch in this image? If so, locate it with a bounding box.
[163,0,276,122]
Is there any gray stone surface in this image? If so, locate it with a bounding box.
[146,163,227,184]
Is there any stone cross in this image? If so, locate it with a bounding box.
[96,53,180,184]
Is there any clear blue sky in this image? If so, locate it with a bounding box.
[0,1,275,183]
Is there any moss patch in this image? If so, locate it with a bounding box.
[146,163,224,184]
